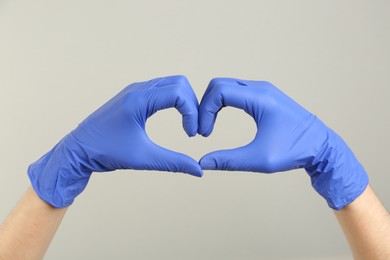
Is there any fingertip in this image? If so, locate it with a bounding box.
[201,131,211,138]
[197,127,204,136]
[182,117,198,137]
[163,151,203,177]
[183,161,203,177]
[198,123,214,137]
[198,92,219,137]
[177,88,199,138]
[197,116,213,136]
[186,130,197,138]
[188,132,196,137]
[191,167,204,177]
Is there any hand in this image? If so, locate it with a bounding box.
[28,75,202,208]
[198,78,368,210]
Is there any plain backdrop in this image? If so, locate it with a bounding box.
[0,1,389,259]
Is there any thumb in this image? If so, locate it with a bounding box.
[144,143,203,177]
[199,146,255,171]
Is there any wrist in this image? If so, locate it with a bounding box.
[28,133,92,208]
[305,124,369,210]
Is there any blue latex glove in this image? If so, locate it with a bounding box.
[28,75,202,208]
[198,78,368,210]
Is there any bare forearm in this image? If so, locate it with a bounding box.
[0,186,67,260]
[334,185,390,260]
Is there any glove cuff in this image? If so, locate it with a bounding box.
[28,133,92,208]
[305,126,369,210]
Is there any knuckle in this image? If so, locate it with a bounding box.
[210,77,225,86]
[259,81,276,91]
[259,80,272,85]
[174,75,189,84]
[213,82,225,93]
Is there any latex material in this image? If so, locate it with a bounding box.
[198,78,368,210]
[28,75,202,208]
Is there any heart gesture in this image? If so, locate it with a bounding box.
[28,75,368,210]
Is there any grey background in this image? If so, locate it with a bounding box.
[0,0,389,259]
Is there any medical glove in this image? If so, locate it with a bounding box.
[198,78,368,210]
[28,75,202,208]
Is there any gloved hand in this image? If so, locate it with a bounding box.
[198,78,368,210]
[28,75,202,208]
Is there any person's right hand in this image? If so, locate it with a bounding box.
[198,78,368,210]
[28,75,202,208]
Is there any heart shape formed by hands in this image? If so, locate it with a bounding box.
[94,75,323,178]
[28,75,369,210]
[131,75,324,178]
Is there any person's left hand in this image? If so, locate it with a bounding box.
[197,78,368,210]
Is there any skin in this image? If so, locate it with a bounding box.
[0,187,67,260]
[0,185,389,259]
[334,185,390,260]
